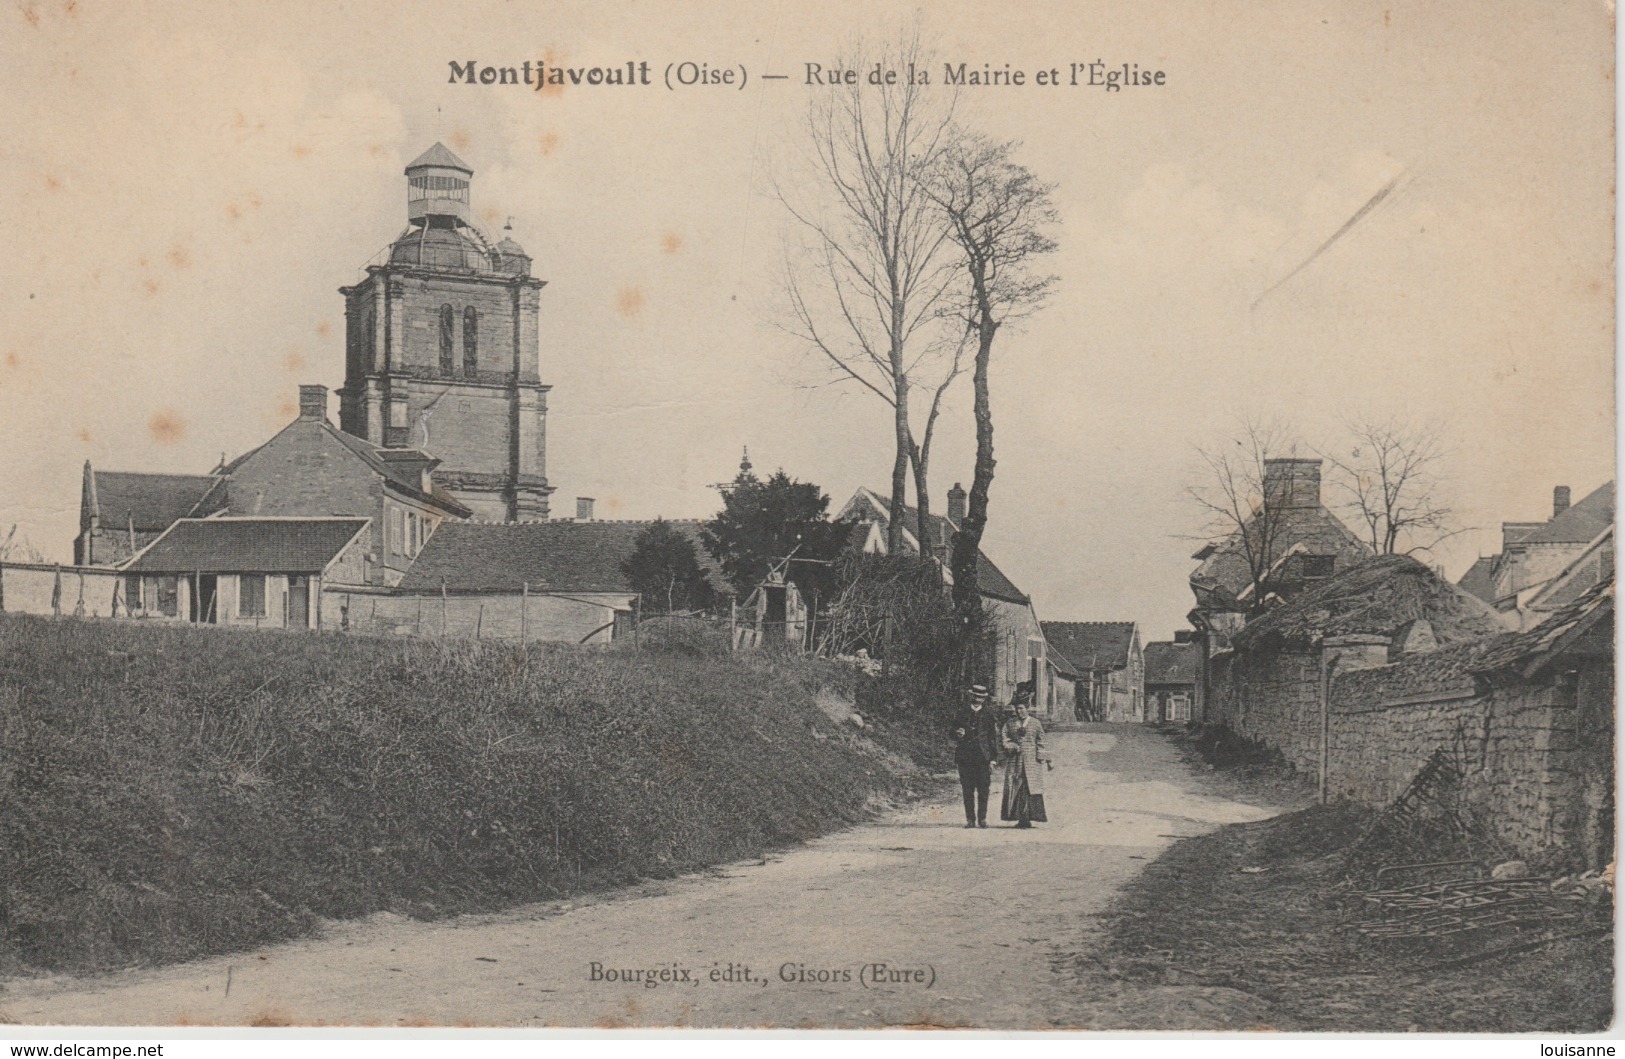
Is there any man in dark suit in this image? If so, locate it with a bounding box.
[950,683,1001,828]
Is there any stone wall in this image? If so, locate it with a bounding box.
[326,587,633,645]
[0,563,126,617]
[1326,663,1609,867]
[1205,645,1323,773]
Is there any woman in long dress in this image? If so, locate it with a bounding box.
[1000,699,1052,828]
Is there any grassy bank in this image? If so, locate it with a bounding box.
[0,615,943,977]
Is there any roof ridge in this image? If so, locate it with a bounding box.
[96,469,221,479]
[172,515,369,523]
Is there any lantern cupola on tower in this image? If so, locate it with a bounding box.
[405,142,474,228]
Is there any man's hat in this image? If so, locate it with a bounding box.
[968,683,989,699]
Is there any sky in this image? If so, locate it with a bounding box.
[0,0,1614,641]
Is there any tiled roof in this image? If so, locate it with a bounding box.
[1144,641,1199,686]
[1527,528,1613,613]
[126,518,369,574]
[1470,577,1613,675]
[1455,556,1498,603]
[91,471,219,532]
[1333,639,1483,704]
[1043,621,1136,671]
[397,520,726,595]
[1190,504,1370,606]
[839,488,1030,604]
[216,419,470,518]
[322,423,471,517]
[1519,482,1614,545]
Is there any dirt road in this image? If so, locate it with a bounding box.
[1,724,1282,1029]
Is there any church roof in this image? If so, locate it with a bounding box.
[398,520,727,595]
[405,142,473,174]
[89,471,219,532]
[126,518,369,574]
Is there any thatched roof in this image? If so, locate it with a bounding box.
[1232,554,1509,651]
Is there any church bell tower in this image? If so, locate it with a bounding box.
[337,143,553,521]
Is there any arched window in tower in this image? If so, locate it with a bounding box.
[463,306,478,374]
[438,305,455,375]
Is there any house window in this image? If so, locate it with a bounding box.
[439,304,455,375]
[462,306,478,374]
[240,574,266,618]
[1300,555,1335,579]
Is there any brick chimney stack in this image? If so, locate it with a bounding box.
[1263,458,1322,509]
[576,497,595,521]
[298,385,329,421]
[1554,485,1571,517]
[947,482,967,525]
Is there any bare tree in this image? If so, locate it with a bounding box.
[1320,417,1461,556]
[929,132,1058,619]
[777,30,963,553]
[0,524,44,564]
[1187,417,1321,613]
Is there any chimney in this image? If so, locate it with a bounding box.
[1173,629,1196,644]
[576,497,595,521]
[947,482,967,525]
[1262,458,1322,510]
[1554,485,1571,517]
[298,385,329,421]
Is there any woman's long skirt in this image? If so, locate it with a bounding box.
[1000,764,1047,823]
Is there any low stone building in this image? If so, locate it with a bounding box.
[1043,621,1145,722]
[121,517,371,628]
[1186,457,1372,722]
[74,467,221,568]
[364,518,726,644]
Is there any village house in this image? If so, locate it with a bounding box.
[1186,456,1371,721]
[1042,621,1145,722]
[1143,634,1200,723]
[1455,481,1613,628]
[76,385,470,589]
[836,485,1056,716]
